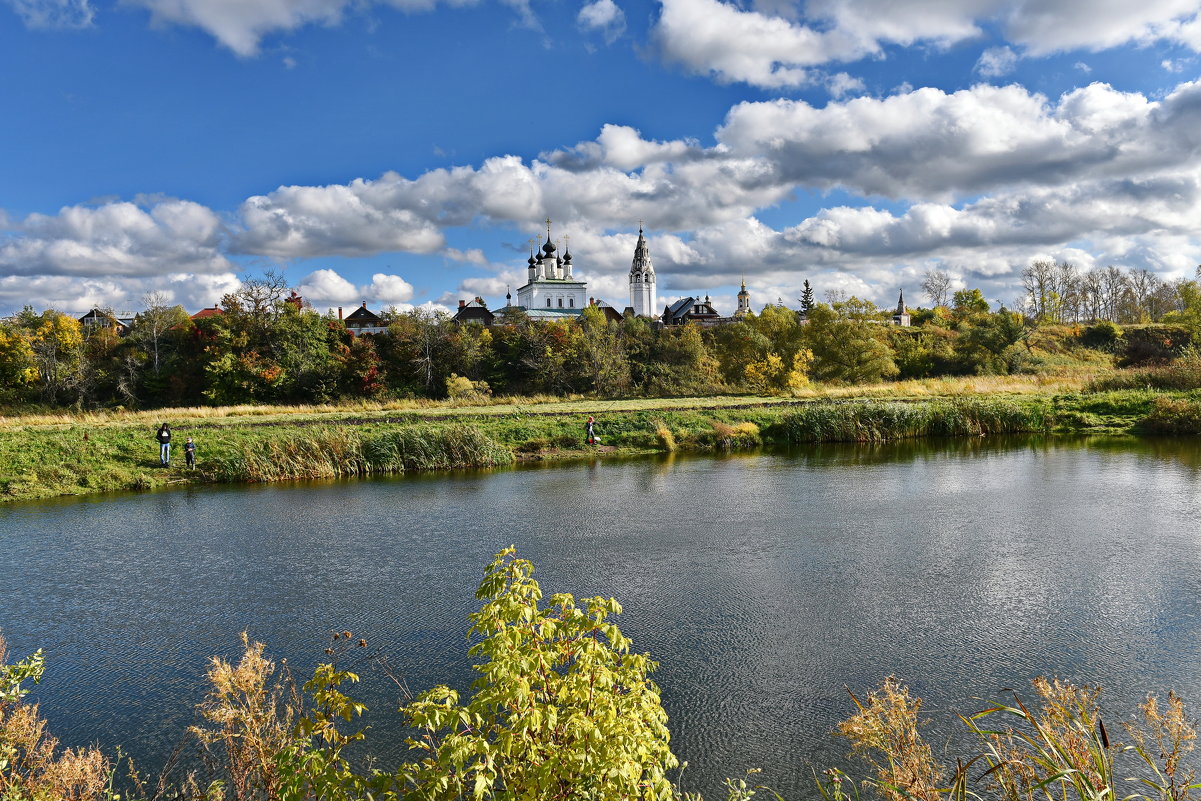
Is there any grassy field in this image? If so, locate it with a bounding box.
[0,373,1191,503]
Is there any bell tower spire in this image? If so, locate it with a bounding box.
[628,223,657,318]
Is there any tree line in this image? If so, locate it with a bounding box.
[924,261,1200,325]
[4,264,1201,409]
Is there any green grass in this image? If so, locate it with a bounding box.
[1,389,1197,503]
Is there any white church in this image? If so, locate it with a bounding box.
[484,221,657,321]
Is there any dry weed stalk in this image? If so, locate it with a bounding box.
[838,677,945,801]
[1125,691,1200,801]
[189,632,298,801]
[0,633,111,800]
[965,677,1118,801]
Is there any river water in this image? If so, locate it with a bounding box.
[3,435,1201,798]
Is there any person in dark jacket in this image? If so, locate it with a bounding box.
[184,436,196,470]
[156,423,171,467]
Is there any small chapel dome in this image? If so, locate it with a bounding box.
[542,239,556,254]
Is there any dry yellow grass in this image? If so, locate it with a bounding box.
[0,374,1096,432]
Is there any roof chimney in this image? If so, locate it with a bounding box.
[361,301,367,308]
[337,306,343,319]
[459,299,466,308]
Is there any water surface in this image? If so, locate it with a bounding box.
[3,435,1201,798]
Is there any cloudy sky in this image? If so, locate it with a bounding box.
[4,0,1201,317]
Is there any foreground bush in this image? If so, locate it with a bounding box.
[0,635,113,800]
[176,547,677,800]
[7,556,1200,801]
[825,677,1200,801]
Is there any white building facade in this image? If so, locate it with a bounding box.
[628,226,657,318]
[515,225,588,313]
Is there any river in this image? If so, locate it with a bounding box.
[3,435,1201,798]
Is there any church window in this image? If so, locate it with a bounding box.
[558,298,563,308]
[569,298,574,308]
[547,299,552,307]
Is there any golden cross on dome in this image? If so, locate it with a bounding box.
[545,218,552,240]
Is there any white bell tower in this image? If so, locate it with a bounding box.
[628,224,657,318]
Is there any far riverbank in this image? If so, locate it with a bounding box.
[3,380,1198,503]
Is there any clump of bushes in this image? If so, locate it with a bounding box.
[1141,396,1201,434]
[0,635,112,800]
[444,373,492,404]
[3,550,681,801]
[707,420,761,451]
[653,420,677,452]
[1092,348,1201,392]
[771,398,1049,443]
[827,675,1199,801]
[1078,320,1124,351]
[211,424,512,482]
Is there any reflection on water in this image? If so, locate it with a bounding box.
[3,435,1201,798]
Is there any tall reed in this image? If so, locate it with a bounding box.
[210,424,513,483]
[772,398,1051,443]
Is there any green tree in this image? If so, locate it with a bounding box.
[0,321,36,397]
[578,306,631,397]
[647,325,720,395]
[17,309,86,405]
[799,280,816,317]
[951,288,990,318]
[953,307,1027,374]
[398,547,679,801]
[802,304,899,385]
[125,293,194,403]
[710,321,771,386]
[1164,280,1201,336]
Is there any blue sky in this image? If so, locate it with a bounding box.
[3,0,1201,318]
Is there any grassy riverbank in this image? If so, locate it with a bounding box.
[1,375,1196,503]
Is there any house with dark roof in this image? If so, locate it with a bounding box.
[661,296,727,327]
[588,298,624,323]
[453,297,495,325]
[342,302,388,335]
[78,308,135,335]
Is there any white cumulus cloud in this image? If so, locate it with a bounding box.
[296,268,415,307]
[0,199,232,278]
[577,0,625,42]
[7,0,93,28]
[653,0,1201,89]
[975,46,1018,78]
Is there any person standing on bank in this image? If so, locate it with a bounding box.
[156,423,171,467]
[184,436,196,470]
[585,416,597,445]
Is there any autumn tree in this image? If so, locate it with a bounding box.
[802,303,898,385]
[921,268,952,308]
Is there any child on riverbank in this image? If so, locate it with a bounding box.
[185,436,196,470]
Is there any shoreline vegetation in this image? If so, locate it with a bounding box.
[3,548,1198,801]
[4,372,1201,503]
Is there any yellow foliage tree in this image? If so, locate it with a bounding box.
[0,327,37,388]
